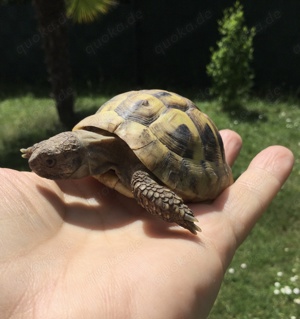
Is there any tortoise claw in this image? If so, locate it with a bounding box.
[184,214,199,223]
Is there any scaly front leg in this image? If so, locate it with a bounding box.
[131,171,201,235]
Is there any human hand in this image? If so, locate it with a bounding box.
[0,130,294,319]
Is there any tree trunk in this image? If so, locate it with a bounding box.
[131,0,143,86]
[32,0,75,128]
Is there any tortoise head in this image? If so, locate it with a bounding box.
[20,131,90,179]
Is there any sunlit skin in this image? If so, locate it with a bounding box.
[0,130,294,319]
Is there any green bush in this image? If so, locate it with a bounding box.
[207,1,255,110]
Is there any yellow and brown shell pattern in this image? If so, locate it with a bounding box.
[74,89,233,202]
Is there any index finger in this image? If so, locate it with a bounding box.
[220,146,294,247]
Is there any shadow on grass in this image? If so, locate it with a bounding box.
[224,104,268,123]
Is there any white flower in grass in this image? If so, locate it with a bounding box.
[290,275,299,282]
[281,286,292,295]
[293,288,300,295]
[294,298,300,305]
[290,316,296,319]
[258,114,264,120]
[228,268,235,274]
[279,111,286,118]
[240,263,247,269]
[277,271,283,277]
[274,289,280,295]
[274,282,281,288]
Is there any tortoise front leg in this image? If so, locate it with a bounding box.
[131,171,201,235]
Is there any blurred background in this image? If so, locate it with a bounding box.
[1,0,299,93]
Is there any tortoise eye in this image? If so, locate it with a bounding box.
[45,158,56,168]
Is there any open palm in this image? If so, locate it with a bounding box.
[0,130,294,319]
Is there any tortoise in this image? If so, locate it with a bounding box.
[21,89,233,235]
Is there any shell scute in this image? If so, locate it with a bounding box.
[149,108,203,161]
[187,108,225,165]
[114,92,166,126]
[152,90,190,111]
[115,121,155,150]
[73,110,124,133]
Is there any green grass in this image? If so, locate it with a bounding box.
[200,99,300,318]
[0,93,299,318]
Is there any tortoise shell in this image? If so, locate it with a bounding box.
[73,89,233,202]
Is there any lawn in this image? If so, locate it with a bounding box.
[0,92,299,318]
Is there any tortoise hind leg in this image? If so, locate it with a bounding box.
[131,171,201,235]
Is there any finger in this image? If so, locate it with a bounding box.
[219,129,242,167]
[221,146,294,246]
